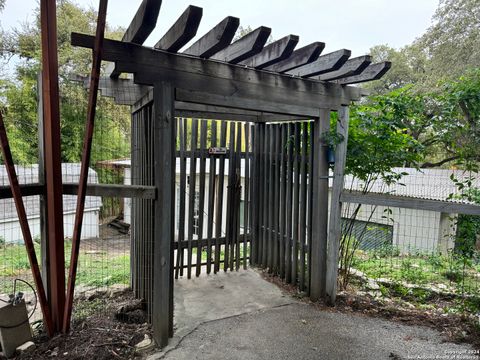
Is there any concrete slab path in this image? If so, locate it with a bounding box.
[148,269,476,360]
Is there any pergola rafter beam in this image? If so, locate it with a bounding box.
[109,0,162,79]
[263,42,325,73]
[313,55,372,81]
[336,61,392,84]
[210,26,272,63]
[154,5,203,52]
[71,33,362,115]
[239,34,299,69]
[286,49,351,77]
[183,16,239,58]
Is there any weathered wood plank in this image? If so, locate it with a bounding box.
[210,26,271,63]
[187,119,198,279]
[264,42,325,73]
[234,122,242,270]
[278,124,287,278]
[195,120,208,276]
[292,124,301,284]
[72,33,364,110]
[206,120,217,274]
[313,55,372,81]
[176,118,188,278]
[310,110,330,301]
[286,49,351,77]
[183,16,239,58]
[109,0,162,78]
[336,61,392,84]
[214,121,227,273]
[225,122,236,271]
[243,124,250,270]
[325,106,349,305]
[262,125,269,267]
[306,123,315,294]
[267,125,275,271]
[152,81,175,346]
[299,123,308,291]
[285,123,294,283]
[239,35,299,69]
[154,5,203,52]
[273,125,281,273]
[62,183,156,199]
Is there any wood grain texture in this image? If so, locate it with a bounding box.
[210,26,271,63]
[286,49,351,77]
[264,42,325,73]
[154,5,203,52]
[336,61,392,84]
[313,55,371,81]
[239,34,299,69]
[183,16,239,58]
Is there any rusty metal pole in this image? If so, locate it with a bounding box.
[40,0,66,332]
[0,112,54,337]
[63,0,108,333]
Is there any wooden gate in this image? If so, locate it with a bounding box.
[174,119,253,278]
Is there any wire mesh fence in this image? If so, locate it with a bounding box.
[339,170,480,315]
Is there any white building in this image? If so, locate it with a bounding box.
[0,164,102,244]
[114,159,477,255]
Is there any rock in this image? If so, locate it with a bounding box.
[16,341,35,354]
[135,334,154,351]
[366,279,380,290]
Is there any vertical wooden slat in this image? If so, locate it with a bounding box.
[243,124,250,270]
[310,110,331,301]
[152,82,175,346]
[278,124,287,279]
[265,126,272,269]
[292,123,301,284]
[272,126,281,273]
[299,122,308,291]
[255,124,265,266]
[187,119,198,279]
[285,124,294,283]
[175,118,186,278]
[214,121,227,273]
[196,120,207,276]
[325,106,350,305]
[307,121,315,294]
[234,122,242,270]
[206,120,217,274]
[225,122,236,271]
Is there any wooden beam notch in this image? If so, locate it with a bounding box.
[154,5,203,52]
[239,34,299,69]
[183,16,240,58]
[210,26,271,63]
[110,0,162,79]
[336,61,392,84]
[313,55,372,81]
[286,49,351,77]
[264,41,325,73]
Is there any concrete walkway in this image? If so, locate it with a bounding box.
[148,269,475,360]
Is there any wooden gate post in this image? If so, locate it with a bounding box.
[152,82,175,346]
[325,106,350,305]
[310,110,330,301]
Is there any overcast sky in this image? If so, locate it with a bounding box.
[1,0,439,56]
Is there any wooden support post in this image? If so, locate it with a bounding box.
[152,82,175,346]
[37,73,49,293]
[40,0,66,332]
[310,110,330,301]
[63,0,107,333]
[325,106,350,305]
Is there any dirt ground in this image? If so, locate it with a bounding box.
[11,290,150,360]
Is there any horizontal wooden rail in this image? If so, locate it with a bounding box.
[174,234,250,250]
[0,183,45,199]
[63,183,156,199]
[341,190,480,216]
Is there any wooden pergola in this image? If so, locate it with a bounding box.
[70,0,391,347]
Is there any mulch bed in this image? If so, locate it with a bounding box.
[11,290,152,360]
[259,270,480,350]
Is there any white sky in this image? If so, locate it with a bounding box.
[1,0,439,56]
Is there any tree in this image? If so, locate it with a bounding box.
[0,0,130,167]
[417,0,480,84]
